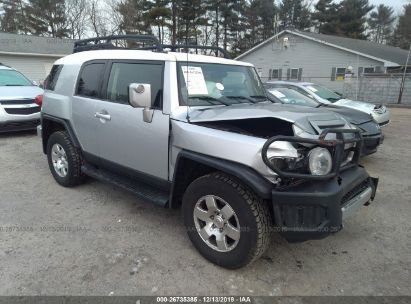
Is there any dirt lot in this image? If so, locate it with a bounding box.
[0,107,410,296]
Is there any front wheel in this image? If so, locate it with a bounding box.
[182,172,272,269]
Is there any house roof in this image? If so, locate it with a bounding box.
[0,32,74,57]
[236,30,410,67]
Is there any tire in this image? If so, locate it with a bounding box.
[182,172,271,269]
[47,131,84,187]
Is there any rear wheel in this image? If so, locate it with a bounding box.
[47,131,84,187]
[183,172,271,269]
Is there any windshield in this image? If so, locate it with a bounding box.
[303,84,342,102]
[266,86,319,107]
[177,62,268,106]
[0,69,33,86]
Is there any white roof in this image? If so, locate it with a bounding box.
[56,49,253,67]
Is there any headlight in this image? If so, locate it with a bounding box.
[308,147,332,176]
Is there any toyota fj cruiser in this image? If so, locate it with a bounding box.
[39,35,378,269]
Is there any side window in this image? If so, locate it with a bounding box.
[331,67,347,81]
[106,62,163,108]
[44,65,63,91]
[76,63,105,98]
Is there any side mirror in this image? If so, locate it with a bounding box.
[32,80,38,86]
[129,83,153,123]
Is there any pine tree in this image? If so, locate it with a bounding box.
[312,0,340,34]
[0,0,28,33]
[368,4,395,44]
[26,0,68,38]
[390,4,411,50]
[117,0,153,35]
[279,0,310,30]
[174,0,204,45]
[338,0,373,39]
[146,0,172,44]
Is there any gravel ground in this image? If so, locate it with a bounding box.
[0,108,410,296]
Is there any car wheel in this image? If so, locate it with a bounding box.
[182,172,271,269]
[47,131,84,187]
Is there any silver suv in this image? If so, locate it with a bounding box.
[0,64,43,132]
[39,35,379,269]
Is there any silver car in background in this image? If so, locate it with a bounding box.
[0,64,43,133]
[266,81,390,126]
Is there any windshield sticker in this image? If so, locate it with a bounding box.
[306,86,318,93]
[181,66,209,95]
[216,83,225,91]
[270,90,286,99]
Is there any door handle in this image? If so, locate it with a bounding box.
[95,112,111,121]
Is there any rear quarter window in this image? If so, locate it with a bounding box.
[44,65,63,91]
[76,63,105,98]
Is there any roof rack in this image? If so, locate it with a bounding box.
[140,44,230,59]
[73,34,162,53]
[73,35,231,59]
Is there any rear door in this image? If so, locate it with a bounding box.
[71,61,106,156]
[93,60,170,180]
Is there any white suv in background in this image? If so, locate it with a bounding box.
[267,81,390,126]
[0,64,43,133]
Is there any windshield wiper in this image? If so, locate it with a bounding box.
[225,96,258,104]
[4,84,25,86]
[250,95,268,100]
[188,96,230,106]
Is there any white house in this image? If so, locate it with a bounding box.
[236,30,410,92]
[0,32,74,83]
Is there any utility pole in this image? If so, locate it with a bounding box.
[398,43,411,104]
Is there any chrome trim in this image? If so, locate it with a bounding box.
[342,187,372,220]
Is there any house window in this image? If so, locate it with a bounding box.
[331,67,347,81]
[363,67,375,74]
[290,68,299,80]
[286,68,302,80]
[269,68,282,80]
[336,68,346,80]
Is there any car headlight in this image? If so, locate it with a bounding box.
[308,147,332,176]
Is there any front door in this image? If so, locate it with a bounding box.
[93,60,169,181]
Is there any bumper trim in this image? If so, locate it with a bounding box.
[342,186,372,220]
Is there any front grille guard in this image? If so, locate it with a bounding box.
[262,128,363,180]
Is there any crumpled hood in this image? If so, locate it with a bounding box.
[334,98,379,114]
[174,102,349,134]
[0,86,43,100]
[320,104,373,124]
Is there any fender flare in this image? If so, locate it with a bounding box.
[170,150,273,208]
[41,114,81,153]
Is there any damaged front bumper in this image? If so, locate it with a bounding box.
[262,128,379,242]
[271,166,378,242]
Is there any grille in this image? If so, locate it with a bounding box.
[4,106,40,115]
[280,205,327,228]
[341,180,370,206]
[0,99,35,105]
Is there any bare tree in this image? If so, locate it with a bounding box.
[65,0,88,39]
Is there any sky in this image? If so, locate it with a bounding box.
[369,0,409,13]
[303,0,409,14]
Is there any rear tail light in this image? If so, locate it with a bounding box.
[35,95,43,107]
